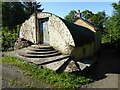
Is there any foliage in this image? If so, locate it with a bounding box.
[102,1,120,47]
[2,26,20,51]
[64,10,108,31]
[91,11,108,31]
[2,56,93,88]
[2,2,43,51]
[2,2,25,29]
[81,10,94,20]
[2,2,43,29]
[22,2,44,20]
[112,1,120,15]
[81,10,108,31]
[64,10,77,22]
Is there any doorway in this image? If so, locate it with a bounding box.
[39,17,49,45]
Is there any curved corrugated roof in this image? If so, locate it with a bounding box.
[60,18,95,47]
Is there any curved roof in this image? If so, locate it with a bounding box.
[60,18,95,47]
[37,12,95,47]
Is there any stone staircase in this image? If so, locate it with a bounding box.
[18,45,62,58]
[5,45,97,73]
[7,45,71,72]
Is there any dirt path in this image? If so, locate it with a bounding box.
[2,63,52,88]
[81,48,120,88]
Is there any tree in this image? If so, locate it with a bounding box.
[2,2,44,51]
[2,2,26,30]
[103,1,120,46]
[2,2,44,30]
[22,2,44,19]
[91,11,108,31]
[64,10,76,22]
[81,10,94,20]
[64,9,108,31]
[81,10,108,30]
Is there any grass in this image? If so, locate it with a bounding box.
[1,56,93,88]
[8,79,16,86]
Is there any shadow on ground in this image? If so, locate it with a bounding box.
[81,47,120,81]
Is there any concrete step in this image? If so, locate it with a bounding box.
[18,52,62,58]
[13,49,69,65]
[26,50,59,55]
[16,51,69,71]
[5,47,96,73]
[27,47,55,52]
[31,45,53,49]
[5,44,97,73]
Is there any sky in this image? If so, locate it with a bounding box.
[37,2,116,18]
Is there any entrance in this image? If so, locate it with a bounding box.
[39,17,49,45]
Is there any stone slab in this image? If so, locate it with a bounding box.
[4,47,97,72]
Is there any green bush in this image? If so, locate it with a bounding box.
[2,25,20,51]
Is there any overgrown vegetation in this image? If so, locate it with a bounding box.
[2,2,43,29]
[102,2,120,48]
[2,2,43,51]
[2,56,93,88]
[2,26,20,51]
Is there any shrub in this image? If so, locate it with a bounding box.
[2,26,20,51]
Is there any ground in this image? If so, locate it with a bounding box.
[1,48,120,89]
[81,48,120,88]
[2,63,52,88]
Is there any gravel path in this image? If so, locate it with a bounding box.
[81,48,120,88]
[2,63,52,88]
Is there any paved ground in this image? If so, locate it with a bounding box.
[1,48,120,89]
[2,63,52,88]
[81,48,120,88]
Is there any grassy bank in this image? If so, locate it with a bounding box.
[1,56,93,88]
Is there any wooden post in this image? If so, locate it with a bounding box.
[34,1,39,44]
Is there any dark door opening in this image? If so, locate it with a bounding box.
[39,17,49,45]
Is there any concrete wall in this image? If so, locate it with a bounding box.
[70,41,95,61]
[75,19,96,32]
[19,12,74,55]
[95,30,102,52]
[20,15,36,43]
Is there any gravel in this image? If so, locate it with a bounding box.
[2,63,52,89]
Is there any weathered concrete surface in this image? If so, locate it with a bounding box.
[2,63,52,88]
[81,48,119,88]
[20,12,74,55]
[4,46,70,72]
[82,74,118,88]
[75,18,96,32]
[4,45,96,72]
